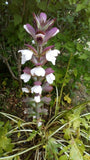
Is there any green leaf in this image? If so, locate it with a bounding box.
[79,54,88,59]
[63,128,71,140]
[18,26,25,41]
[27,130,37,141]
[70,138,84,160]
[84,76,90,81]
[0,121,4,127]
[67,15,74,23]
[55,72,63,84]
[64,94,71,104]
[59,155,68,160]
[14,14,22,26]
[45,138,59,160]
[37,1,47,11]
[73,117,81,130]
[81,118,89,129]
[68,0,77,5]
[64,42,75,53]
[85,114,90,121]
[73,68,77,77]
[77,43,83,52]
[17,120,22,128]
[0,122,14,154]
[84,154,90,160]
[59,145,70,156]
[36,0,40,2]
[76,3,86,12]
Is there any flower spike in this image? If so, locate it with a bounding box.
[20,12,60,124]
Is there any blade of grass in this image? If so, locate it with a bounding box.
[0,112,24,123]
[0,143,42,160]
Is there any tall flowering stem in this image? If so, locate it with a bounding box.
[18,12,60,127]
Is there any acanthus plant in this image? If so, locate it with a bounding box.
[18,12,60,126]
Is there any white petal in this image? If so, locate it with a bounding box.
[46,73,55,84]
[23,25,30,34]
[20,73,31,83]
[31,66,45,77]
[21,54,26,64]
[46,53,56,65]
[31,85,42,94]
[18,49,33,64]
[34,95,41,103]
[22,87,29,93]
[46,49,60,58]
[52,49,60,56]
[36,33,45,39]
[46,49,60,65]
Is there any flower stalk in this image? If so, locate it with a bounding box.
[57,53,72,109]
[19,12,60,126]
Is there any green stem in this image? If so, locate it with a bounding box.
[36,103,40,120]
[55,53,72,115]
[35,45,43,126]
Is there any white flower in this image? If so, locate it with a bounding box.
[87,42,90,46]
[34,95,41,103]
[46,73,55,84]
[5,1,8,5]
[31,85,42,94]
[22,87,29,93]
[20,73,31,83]
[18,49,33,64]
[32,40,35,44]
[33,116,36,119]
[46,49,60,65]
[31,66,45,77]
[38,121,42,127]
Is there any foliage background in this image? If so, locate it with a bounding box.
[0,0,90,96]
[0,0,90,159]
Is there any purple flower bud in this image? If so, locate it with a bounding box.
[24,13,59,46]
[44,27,59,43]
[43,82,53,92]
[36,63,42,66]
[42,45,54,54]
[44,18,56,30]
[45,68,54,75]
[23,67,31,74]
[33,13,40,29]
[24,24,35,39]
[39,12,47,23]
[33,12,56,31]
[34,81,42,86]
[25,44,38,55]
[41,96,51,104]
